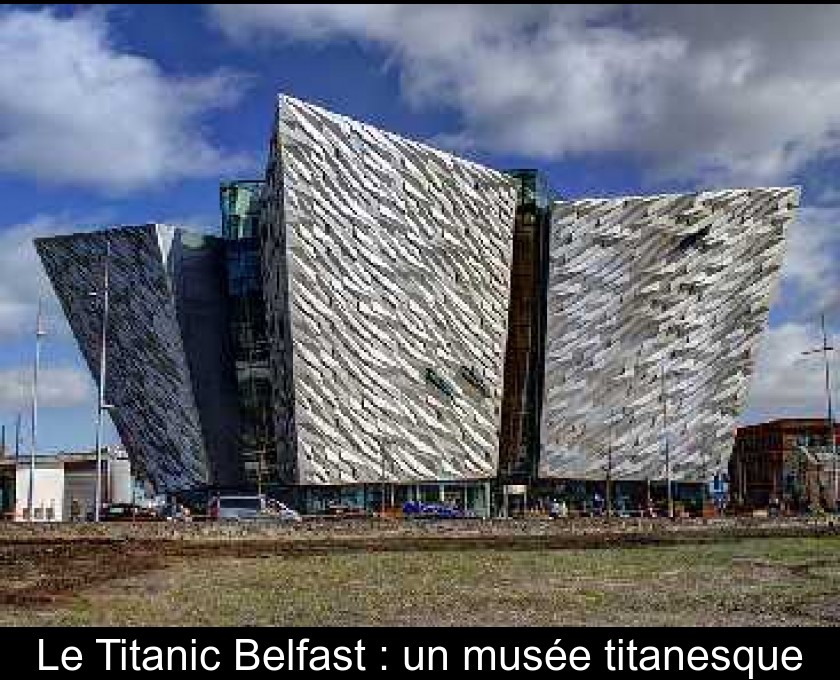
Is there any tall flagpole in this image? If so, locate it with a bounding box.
[821,314,838,512]
[802,313,837,512]
[93,241,111,522]
[29,296,45,522]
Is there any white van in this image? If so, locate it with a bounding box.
[208,494,301,522]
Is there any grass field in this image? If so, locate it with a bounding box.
[3,536,840,626]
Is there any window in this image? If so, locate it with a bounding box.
[676,225,710,251]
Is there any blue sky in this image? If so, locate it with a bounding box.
[1,5,840,454]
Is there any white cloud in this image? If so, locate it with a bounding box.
[210,4,840,184]
[0,211,224,341]
[775,205,840,320]
[737,202,840,422]
[0,215,75,340]
[740,202,840,422]
[0,365,92,410]
[0,7,250,191]
[742,322,840,424]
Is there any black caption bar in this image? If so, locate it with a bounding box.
[16,627,825,675]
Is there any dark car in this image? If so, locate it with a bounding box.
[88,503,161,522]
[402,501,465,518]
[322,503,369,518]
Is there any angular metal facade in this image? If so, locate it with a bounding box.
[261,95,518,485]
[36,225,242,491]
[540,188,799,481]
[34,93,801,494]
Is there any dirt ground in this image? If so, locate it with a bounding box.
[1,520,840,626]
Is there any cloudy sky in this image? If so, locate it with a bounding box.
[1,4,839,454]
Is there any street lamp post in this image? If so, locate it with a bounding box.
[249,346,260,496]
[661,361,673,519]
[606,408,614,519]
[380,447,388,516]
[29,297,45,522]
[380,443,392,517]
[802,313,838,512]
[92,241,111,523]
[15,413,21,461]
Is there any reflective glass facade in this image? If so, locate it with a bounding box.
[498,170,553,485]
[221,180,263,239]
[221,181,278,490]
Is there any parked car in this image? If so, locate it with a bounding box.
[208,494,301,522]
[86,503,162,522]
[321,503,369,518]
[402,501,465,518]
[160,503,193,522]
[264,498,303,522]
[208,495,263,520]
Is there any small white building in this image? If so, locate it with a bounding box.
[1,446,135,522]
[15,460,64,521]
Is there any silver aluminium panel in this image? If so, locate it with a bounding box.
[540,188,799,481]
[36,225,239,491]
[262,95,518,484]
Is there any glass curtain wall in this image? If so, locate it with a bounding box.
[498,170,553,486]
[221,181,278,490]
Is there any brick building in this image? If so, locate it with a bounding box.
[729,418,840,511]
